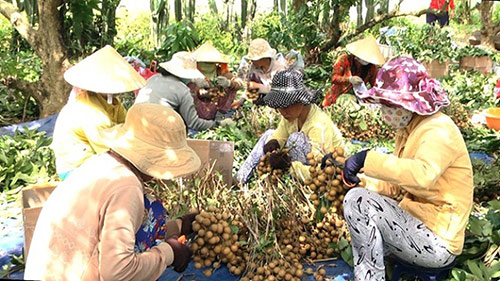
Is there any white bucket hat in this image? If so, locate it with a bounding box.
[100,103,201,179]
[346,36,386,66]
[63,45,146,94]
[159,51,205,79]
[246,38,277,61]
[193,41,229,63]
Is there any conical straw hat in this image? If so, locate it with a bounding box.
[64,45,146,94]
[159,51,205,79]
[346,36,386,66]
[193,41,229,63]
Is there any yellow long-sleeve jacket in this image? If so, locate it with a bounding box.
[268,104,344,181]
[363,112,473,255]
[52,92,126,175]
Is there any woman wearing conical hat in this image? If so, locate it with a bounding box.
[322,36,385,107]
[52,45,195,262]
[135,51,232,130]
[52,45,146,180]
[189,41,243,120]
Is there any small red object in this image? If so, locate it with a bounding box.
[177,235,187,244]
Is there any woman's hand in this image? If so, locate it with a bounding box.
[263,139,280,154]
[342,150,368,187]
[166,237,192,272]
[269,151,291,170]
[247,81,263,92]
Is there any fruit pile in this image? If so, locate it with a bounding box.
[207,86,227,103]
[191,206,247,277]
[337,116,396,141]
[305,147,350,217]
[256,148,291,184]
[246,89,260,102]
[443,100,470,131]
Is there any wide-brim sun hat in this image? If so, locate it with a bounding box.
[263,69,319,109]
[63,45,146,94]
[246,38,277,61]
[100,103,201,179]
[193,41,229,63]
[354,57,450,115]
[159,51,205,80]
[346,36,386,66]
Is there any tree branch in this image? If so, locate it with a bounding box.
[0,76,43,106]
[340,8,435,44]
[0,0,36,46]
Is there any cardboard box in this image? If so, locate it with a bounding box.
[460,56,492,74]
[187,139,234,187]
[423,60,450,79]
[22,184,57,259]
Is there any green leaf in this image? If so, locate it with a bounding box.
[466,260,484,280]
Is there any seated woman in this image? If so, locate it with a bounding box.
[236,69,344,184]
[25,104,198,279]
[51,45,144,180]
[190,41,244,120]
[51,46,190,258]
[338,57,473,280]
[322,36,384,107]
[136,52,231,131]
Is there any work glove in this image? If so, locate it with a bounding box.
[166,237,192,272]
[269,151,291,170]
[321,153,334,169]
[192,78,210,89]
[180,212,198,236]
[342,150,368,187]
[263,139,280,154]
[215,76,231,88]
[218,118,235,127]
[348,76,363,86]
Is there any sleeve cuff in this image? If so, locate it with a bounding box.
[364,150,387,179]
[155,242,174,266]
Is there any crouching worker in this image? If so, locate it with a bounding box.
[52,45,146,180]
[25,104,201,280]
[236,69,344,184]
[336,57,473,280]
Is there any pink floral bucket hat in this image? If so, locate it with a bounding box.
[355,57,450,115]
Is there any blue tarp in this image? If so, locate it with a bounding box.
[0,114,58,138]
[159,259,353,281]
[3,259,353,280]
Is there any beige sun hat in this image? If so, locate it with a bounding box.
[193,41,229,63]
[246,38,277,61]
[100,103,201,179]
[346,36,386,66]
[63,45,146,94]
[159,51,205,79]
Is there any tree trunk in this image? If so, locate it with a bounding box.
[280,0,286,14]
[479,1,497,48]
[241,0,247,30]
[190,0,195,22]
[150,0,169,48]
[0,0,71,117]
[175,0,182,22]
[364,0,374,24]
[380,0,389,14]
[293,0,305,13]
[357,0,363,27]
[208,0,217,14]
[100,0,120,46]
